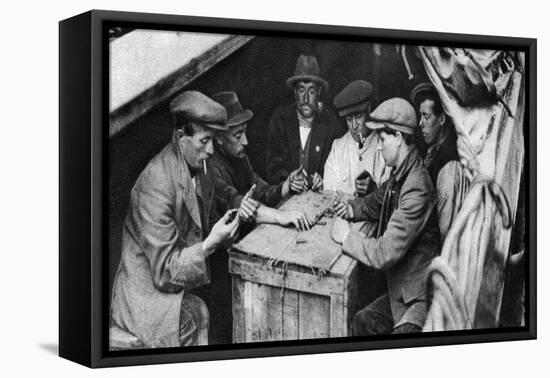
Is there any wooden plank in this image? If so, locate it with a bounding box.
[330,294,346,337]
[231,275,246,343]
[250,283,268,341]
[243,281,253,343]
[109,35,254,137]
[266,285,283,341]
[229,254,345,296]
[298,292,330,340]
[282,289,299,340]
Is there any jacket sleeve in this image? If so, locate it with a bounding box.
[342,179,435,270]
[323,142,340,192]
[247,158,283,207]
[127,165,209,293]
[348,180,387,222]
[209,160,244,214]
[436,161,467,241]
[266,110,290,184]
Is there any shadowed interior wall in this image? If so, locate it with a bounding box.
[108,35,421,296]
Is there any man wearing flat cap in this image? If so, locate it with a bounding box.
[266,54,345,191]
[324,80,391,195]
[110,91,247,349]
[411,82,466,241]
[331,98,440,335]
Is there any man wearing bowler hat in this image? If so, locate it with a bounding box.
[266,54,345,190]
[324,80,391,195]
[331,98,440,335]
[110,91,247,349]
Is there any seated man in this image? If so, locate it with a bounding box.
[206,91,312,344]
[331,98,440,335]
[210,91,312,231]
[411,82,468,241]
[110,91,247,348]
[266,54,345,188]
[324,80,390,195]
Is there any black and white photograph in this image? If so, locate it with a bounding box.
[106,25,529,351]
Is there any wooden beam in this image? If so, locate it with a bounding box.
[109,34,254,137]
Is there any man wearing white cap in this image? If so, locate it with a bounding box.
[110,91,249,348]
[331,98,440,335]
[324,80,390,195]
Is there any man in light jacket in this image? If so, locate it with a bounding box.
[324,80,390,195]
[110,91,244,348]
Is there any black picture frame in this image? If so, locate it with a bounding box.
[59,9,537,368]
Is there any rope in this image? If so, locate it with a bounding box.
[423,177,511,332]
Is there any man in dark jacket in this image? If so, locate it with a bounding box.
[331,98,441,335]
[411,82,468,240]
[209,91,311,230]
[266,54,346,188]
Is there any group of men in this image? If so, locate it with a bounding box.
[110,53,463,348]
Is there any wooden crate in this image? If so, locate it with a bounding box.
[229,250,364,342]
[228,191,376,343]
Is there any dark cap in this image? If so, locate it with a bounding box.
[410,82,438,108]
[170,91,228,131]
[365,98,417,135]
[286,54,329,93]
[333,80,374,117]
[212,91,254,127]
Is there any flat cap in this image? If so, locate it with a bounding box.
[333,80,374,117]
[410,81,438,108]
[170,91,228,131]
[366,98,417,135]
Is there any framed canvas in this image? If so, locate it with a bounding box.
[59,9,536,368]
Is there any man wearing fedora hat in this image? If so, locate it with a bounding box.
[411,82,467,241]
[209,91,312,231]
[205,91,313,344]
[324,80,391,195]
[110,91,250,349]
[265,54,345,189]
[331,98,440,335]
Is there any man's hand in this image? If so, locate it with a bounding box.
[355,170,373,197]
[238,196,260,222]
[288,164,307,194]
[331,217,350,244]
[333,199,353,220]
[202,209,240,256]
[278,210,311,231]
[310,172,323,192]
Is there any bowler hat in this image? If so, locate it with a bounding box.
[333,80,374,117]
[212,91,254,127]
[170,91,228,131]
[286,54,330,93]
[410,82,438,107]
[366,98,417,135]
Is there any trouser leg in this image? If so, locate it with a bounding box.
[352,294,394,336]
[179,293,209,346]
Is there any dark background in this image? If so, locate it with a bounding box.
[108,36,427,293]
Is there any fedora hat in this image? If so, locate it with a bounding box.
[212,91,254,127]
[286,54,329,93]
